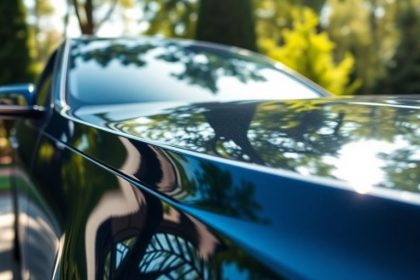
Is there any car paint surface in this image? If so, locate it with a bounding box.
[71,96,420,195]
[6,38,420,280]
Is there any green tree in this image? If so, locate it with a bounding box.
[254,0,327,49]
[195,0,257,51]
[72,0,135,34]
[0,0,33,84]
[141,0,198,38]
[260,7,358,94]
[376,0,420,94]
[326,0,400,94]
[27,0,62,75]
[255,0,294,46]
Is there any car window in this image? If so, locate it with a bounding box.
[36,76,52,107]
[67,39,327,108]
[36,51,57,107]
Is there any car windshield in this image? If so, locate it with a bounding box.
[67,38,326,107]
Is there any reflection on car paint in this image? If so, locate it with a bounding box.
[7,37,420,280]
[17,128,282,279]
[138,233,211,279]
[70,97,420,194]
[28,96,420,279]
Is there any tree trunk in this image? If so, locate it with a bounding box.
[73,0,95,35]
[195,0,257,51]
[301,0,326,13]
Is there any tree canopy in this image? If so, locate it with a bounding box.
[375,0,420,94]
[259,7,359,94]
[0,0,33,84]
[4,0,420,95]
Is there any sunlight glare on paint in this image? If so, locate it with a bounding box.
[324,140,404,194]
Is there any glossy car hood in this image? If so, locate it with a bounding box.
[72,95,420,194]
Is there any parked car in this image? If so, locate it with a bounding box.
[1,37,420,280]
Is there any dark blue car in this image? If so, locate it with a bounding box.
[0,37,419,279]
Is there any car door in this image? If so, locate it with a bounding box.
[12,50,61,280]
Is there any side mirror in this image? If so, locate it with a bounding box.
[0,83,35,106]
[0,83,44,118]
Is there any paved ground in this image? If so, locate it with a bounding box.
[0,169,20,280]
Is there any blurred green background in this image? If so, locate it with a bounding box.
[1,0,419,95]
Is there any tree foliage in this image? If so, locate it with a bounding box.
[0,0,33,84]
[326,0,400,94]
[255,0,327,52]
[376,1,420,94]
[259,7,359,95]
[140,0,258,51]
[72,0,136,35]
[254,0,294,45]
[27,0,61,75]
[141,0,198,38]
[16,0,420,95]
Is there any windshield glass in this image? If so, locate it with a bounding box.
[67,38,326,107]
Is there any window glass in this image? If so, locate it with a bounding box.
[36,51,57,107]
[68,39,326,108]
[36,76,52,107]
